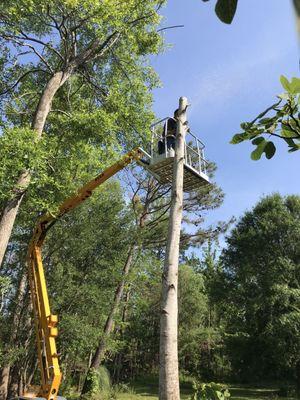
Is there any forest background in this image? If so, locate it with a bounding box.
[0,1,299,400]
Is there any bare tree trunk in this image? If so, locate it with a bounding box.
[81,245,136,396]
[22,357,37,396]
[113,290,130,383]
[159,97,188,400]
[0,71,71,268]
[0,368,10,400]
[0,270,28,400]
[7,365,19,399]
[92,244,135,368]
[121,290,130,328]
[18,370,24,398]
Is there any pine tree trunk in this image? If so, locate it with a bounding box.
[0,71,70,268]
[159,97,188,400]
[81,245,136,396]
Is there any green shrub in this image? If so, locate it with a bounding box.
[81,366,112,399]
[190,382,230,400]
[112,383,136,394]
[97,366,111,393]
[278,386,296,397]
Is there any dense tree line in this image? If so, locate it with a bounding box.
[1,188,300,398]
[0,1,299,399]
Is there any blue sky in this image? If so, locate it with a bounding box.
[152,0,299,232]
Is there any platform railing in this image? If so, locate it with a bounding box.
[150,117,171,159]
[150,118,208,177]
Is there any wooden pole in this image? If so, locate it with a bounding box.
[159,97,188,400]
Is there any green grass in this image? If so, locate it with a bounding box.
[115,381,298,400]
[229,385,297,400]
[116,381,191,399]
[65,378,298,400]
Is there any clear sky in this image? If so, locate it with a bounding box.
[152,0,300,233]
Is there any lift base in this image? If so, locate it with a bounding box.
[12,397,67,400]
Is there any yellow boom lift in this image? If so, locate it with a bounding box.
[23,120,209,400]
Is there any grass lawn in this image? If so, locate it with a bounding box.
[116,378,192,399]
[230,386,290,400]
[116,381,298,400]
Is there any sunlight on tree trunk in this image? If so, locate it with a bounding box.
[0,71,70,268]
[0,367,10,400]
[159,97,188,400]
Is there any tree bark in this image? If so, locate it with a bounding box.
[81,244,136,396]
[0,171,30,268]
[159,97,188,400]
[92,244,135,368]
[113,290,130,383]
[0,71,70,268]
[0,270,28,400]
[0,30,121,268]
[0,368,10,400]
[7,365,19,399]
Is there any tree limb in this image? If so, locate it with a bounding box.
[3,31,64,62]
[157,25,184,32]
[0,69,48,96]
[49,109,72,117]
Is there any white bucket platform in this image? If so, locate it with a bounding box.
[142,117,210,192]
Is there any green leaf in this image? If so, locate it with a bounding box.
[290,77,300,94]
[216,390,223,400]
[240,122,250,129]
[280,75,291,92]
[288,145,300,152]
[251,138,267,160]
[281,122,299,136]
[264,141,276,159]
[252,137,265,145]
[283,137,297,149]
[258,118,272,125]
[281,128,296,138]
[230,132,248,144]
[215,0,238,24]
[278,92,289,100]
[286,138,296,146]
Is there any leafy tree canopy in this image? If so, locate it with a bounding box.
[0,0,163,145]
[220,194,300,381]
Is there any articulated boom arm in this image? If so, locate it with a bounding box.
[27,149,143,400]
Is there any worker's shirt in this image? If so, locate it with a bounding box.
[163,118,177,138]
